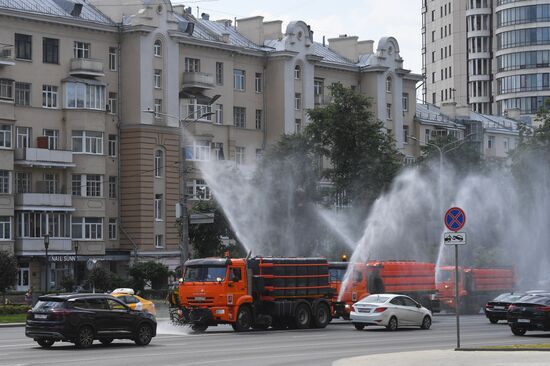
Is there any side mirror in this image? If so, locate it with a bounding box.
[416,303,422,308]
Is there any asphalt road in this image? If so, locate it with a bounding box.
[1,315,549,366]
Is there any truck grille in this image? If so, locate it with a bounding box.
[186,297,215,306]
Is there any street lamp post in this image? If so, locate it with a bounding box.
[74,241,79,287]
[143,95,219,274]
[44,235,50,292]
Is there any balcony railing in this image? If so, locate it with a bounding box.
[15,147,75,168]
[0,44,14,66]
[69,58,105,77]
[182,72,214,90]
[15,192,72,208]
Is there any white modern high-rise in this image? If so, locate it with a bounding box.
[422,0,550,124]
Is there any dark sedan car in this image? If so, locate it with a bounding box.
[26,293,157,348]
[507,295,550,336]
[485,292,526,324]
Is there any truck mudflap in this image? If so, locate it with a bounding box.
[170,307,212,326]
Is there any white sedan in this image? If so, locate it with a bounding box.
[350,294,432,331]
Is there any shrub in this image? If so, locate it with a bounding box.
[0,305,31,315]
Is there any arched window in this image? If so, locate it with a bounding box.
[154,39,162,57]
[294,65,301,80]
[385,76,392,93]
[154,149,163,177]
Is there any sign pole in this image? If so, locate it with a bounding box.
[454,244,460,349]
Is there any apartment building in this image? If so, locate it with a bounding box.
[422,0,550,125]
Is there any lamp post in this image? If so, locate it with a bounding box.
[74,241,79,287]
[142,95,219,274]
[44,234,50,292]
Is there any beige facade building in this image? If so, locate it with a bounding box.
[422,0,550,125]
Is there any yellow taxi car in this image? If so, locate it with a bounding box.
[111,288,156,316]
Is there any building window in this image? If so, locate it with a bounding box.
[255,72,263,93]
[185,140,210,161]
[403,125,409,143]
[154,69,162,89]
[295,93,302,110]
[216,62,223,85]
[109,47,117,71]
[314,79,324,96]
[16,127,30,149]
[386,103,392,119]
[154,99,162,117]
[42,38,59,64]
[402,93,409,112]
[72,130,103,154]
[15,83,31,106]
[294,65,301,80]
[15,34,32,60]
[42,85,58,108]
[65,82,105,110]
[72,217,103,240]
[235,146,245,165]
[71,175,81,196]
[43,129,58,150]
[73,42,90,59]
[154,150,163,177]
[386,76,392,93]
[255,110,263,130]
[487,135,494,149]
[108,92,117,114]
[0,171,10,194]
[0,217,10,240]
[154,194,163,221]
[43,173,58,194]
[0,79,14,101]
[0,125,11,148]
[153,40,162,57]
[233,69,245,91]
[233,107,246,128]
[155,234,164,248]
[108,134,117,157]
[17,212,70,239]
[108,218,117,240]
[212,142,224,160]
[86,175,101,197]
[186,179,211,200]
[185,58,200,72]
[215,104,223,124]
[16,172,31,193]
[295,119,302,134]
[185,100,212,121]
[109,176,117,199]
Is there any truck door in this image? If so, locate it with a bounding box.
[228,266,247,304]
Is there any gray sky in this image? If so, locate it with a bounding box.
[175,0,422,74]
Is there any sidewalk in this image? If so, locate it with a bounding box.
[333,349,550,366]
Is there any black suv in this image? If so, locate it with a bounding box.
[26,293,157,348]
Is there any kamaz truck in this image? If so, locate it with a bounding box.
[173,255,333,332]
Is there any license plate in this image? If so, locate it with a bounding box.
[494,306,505,310]
[195,297,206,301]
[35,314,47,319]
[518,319,530,323]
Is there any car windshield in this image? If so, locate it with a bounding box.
[329,268,347,282]
[493,293,524,302]
[361,295,390,303]
[184,265,227,282]
[32,299,65,312]
[438,270,453,282]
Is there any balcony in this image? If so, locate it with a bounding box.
[15,147,75,168]
[15,192,73,211]
[69,58,105,77]
[182,72,215,90]
[16,238,72,255]
[0,44,15,66]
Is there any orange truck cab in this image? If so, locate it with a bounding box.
[437,266,515,313]
[332,261,440,318]
[176,256,333,332]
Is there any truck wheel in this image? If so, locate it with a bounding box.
[293,304,311,329]
[312,303,331,328]
[234,306,252,332]
[191,323,208,333]
[511,325,527,336]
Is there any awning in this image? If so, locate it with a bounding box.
[179,90,211,104]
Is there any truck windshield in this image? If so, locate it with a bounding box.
[184,266,227,282]
[438,270,453,282]
[329,268,347,282]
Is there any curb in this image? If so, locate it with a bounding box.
[456,348,550,352]
[0,323,25,328]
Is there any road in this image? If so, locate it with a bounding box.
[1,316,549,366]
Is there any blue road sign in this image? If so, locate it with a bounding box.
[445,207,466,232]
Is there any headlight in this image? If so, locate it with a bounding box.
[345,304,351,309]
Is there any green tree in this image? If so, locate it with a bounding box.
[306,82,402,211]
[512,109,550,181]
[188,200,234,258]
[88,267,112,292]
[129,261,169,290]
[0,251,18,306]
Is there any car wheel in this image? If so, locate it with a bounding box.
[293,304,312,329]
[312,303,331,328]
[354,323,365,331]
[489,317,498,324]
[100,338,113,345]
[37,339,55,349]
[135,323,153,346]
[386,316,398,331]
[421,316,432,330]
[511,325,527,336]
[192,323,208,333]
[234,306,252,332]
[75,326,94,349]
